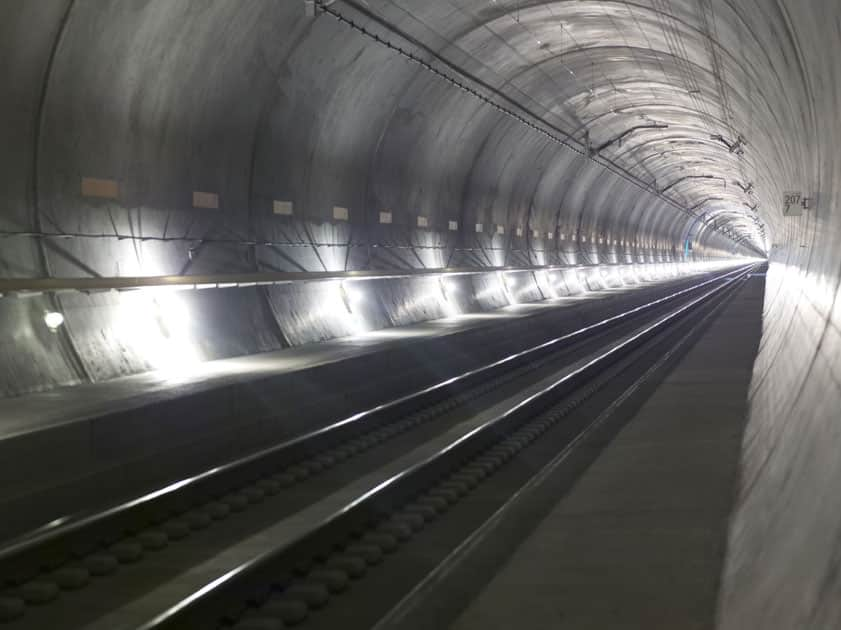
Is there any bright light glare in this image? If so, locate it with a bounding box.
[342,282,366,307]
[498,272,518,305]
[286,281,369,338]
[324,281,367,336]
[44,311,64,331]
[437,277,462,317]
[339,282,354,314]
[441,277,460,295]
[536,270,559,299]
[115,291,201,375]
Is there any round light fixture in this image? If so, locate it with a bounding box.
[44,311,65,331]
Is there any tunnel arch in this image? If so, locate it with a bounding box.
[2,2,840,627]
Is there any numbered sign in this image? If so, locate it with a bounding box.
[783,191,803,216]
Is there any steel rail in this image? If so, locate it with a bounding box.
[134,263,757,630]
[0,265,750,596]
[373,256,751,630]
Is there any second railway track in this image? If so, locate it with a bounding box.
[0,264,756,629]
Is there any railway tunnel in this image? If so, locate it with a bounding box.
[0,1,837,628]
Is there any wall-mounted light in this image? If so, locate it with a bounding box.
[498,272,517,305]
[538,270,559,299]
[439,276,450,303]
[44,311,65,332]
[339,282,354,314]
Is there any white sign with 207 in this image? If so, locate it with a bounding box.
[783,191,805,216]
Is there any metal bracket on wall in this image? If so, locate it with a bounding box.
[304,0,337,17]
[710,133,747,156]
[592,124,669,156]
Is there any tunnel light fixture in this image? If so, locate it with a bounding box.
[43,311,65,332]
[538,270,559,299]
[438,276,450,303]
[445,279,460,293]
[339,281,354,314]
[498,271,517,305]
[436,276,463,318]
[116,292,201,376]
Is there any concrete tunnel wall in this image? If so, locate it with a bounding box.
[0,0,745,397]
[1,0,839,627]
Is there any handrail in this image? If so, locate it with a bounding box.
[0,260,722,297]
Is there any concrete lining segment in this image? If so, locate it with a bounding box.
[446,276,765,630]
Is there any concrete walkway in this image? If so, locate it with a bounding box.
[451,276,765,629]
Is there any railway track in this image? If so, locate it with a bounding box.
[0,264,756,629]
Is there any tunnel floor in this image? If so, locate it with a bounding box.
[427,274,766,629]
[0,280,677,542]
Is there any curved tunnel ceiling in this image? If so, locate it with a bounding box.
[342,0,777,251]
[2,0,780,293]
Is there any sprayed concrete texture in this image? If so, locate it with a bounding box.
[1,0,840,625]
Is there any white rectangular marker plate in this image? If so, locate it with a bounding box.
[783,191,803,216]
